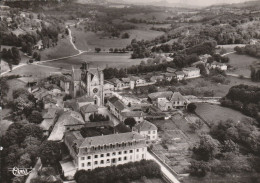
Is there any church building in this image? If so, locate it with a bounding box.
[70,62,104,106]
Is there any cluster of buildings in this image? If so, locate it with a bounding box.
[29,63,160,180]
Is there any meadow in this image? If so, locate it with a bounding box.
[227,53,258,77]
[195,103,250,125]
[40,52,144,70]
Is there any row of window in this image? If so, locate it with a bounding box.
[148,131,156,134]
[81,149,145,160]
[81,154,145,167]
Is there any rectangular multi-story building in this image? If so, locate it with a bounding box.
[64,131,147,173]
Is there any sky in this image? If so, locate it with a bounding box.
[127,0,251,6]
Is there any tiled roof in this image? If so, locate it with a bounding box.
[175,71,185,75]
[148,91,173,101]
[129,76,140,81]
[108,96,119,103]
[40,118,55,131]
[109,78,121,84]
[113,100,125,111]
[121,78,130,83]
[48,111,84,141]
[121,111,143,118]
[133,120,157,132]
[77,96,94,103]
[75,132,144,148]
[183,67,200,72]
[80,104,98,114]
[64,99,78,111]
[170,92,186,102]
[43,97,57,104]
[167,67,177,73]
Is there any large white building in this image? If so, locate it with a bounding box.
[62,131,147,178]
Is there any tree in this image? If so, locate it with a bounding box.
[193,135,220,161]
[189,160,209,177]
[20,123,43,141]
[32,52,38,59]
[36,54,41,61]
[39,141,61,166]
[187,103,197,113]
[28,110,43,124]
[95,48,101,53]
[121,32,130,39]
[124,118,136,129]
[11,47,21,65]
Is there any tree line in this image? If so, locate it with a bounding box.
[220,85,260,124]
[74,160,161,183]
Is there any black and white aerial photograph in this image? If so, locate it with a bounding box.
[0,0,260,183]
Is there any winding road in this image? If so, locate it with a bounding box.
[1,19,89,76]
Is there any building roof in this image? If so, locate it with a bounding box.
[212,61,226,66]
[133,120,157,132]
[43,108,58,119]
[121,78,130,83]
[175,71,185,75]
[77,96,94,103]
[43,97,57,104]
[182,67,200,72]
[148,91,173,101]
[121,111,143,118]
[84,121,114,128]
[113,100,125,111]
[40,118,55,131]
[109,78,121,84]
[48,111,84,141]
[108,96,119,103]
[74,132,144,149]
[64,99,78,111]
[167,67,177,73]
[129,76,141,81]
[170,92,186,102]
[80,104,98,114]
[164,73,175,77]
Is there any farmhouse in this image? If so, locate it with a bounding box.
[175,71,185,80]
[182,67,200,78]
[210,61,227,71]
[63,131,147,178]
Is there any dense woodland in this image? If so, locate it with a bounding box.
[220,85,260,124]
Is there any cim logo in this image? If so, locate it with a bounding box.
[9,167,33,177]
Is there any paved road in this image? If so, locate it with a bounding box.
[25,158,42,183]
[146,152,180,183]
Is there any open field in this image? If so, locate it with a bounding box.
[123,12,172,21]
[217,44,245,52]
[227,53,258,77]
[40,52,143,69]
[195,103,250,125]
[40,37,78,60]
[4,64,65,79]
[6,78,27,100]
[180,76,259,97]
[71,25,164,50]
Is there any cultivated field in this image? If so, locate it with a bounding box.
[40,52,144,70]
[227,53,258,77]
[195,103,250,125]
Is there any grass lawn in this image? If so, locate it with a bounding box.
[195,103,250,125]
[6,78,27,101]
[40,37,78,60]
[40,52,144,70]
[227,53,258,77]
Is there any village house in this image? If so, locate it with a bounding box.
[109,78,123,90]
[129,76,146,86]
[182,67,200,79]
[80,104,99,122]
[164,73,175,81]
[210,61,227,71]
[63,99,78,111]
[120,111,144,124]
[108,96,127,119]
[133,120,158,141]
[62,131,147,179]
[150,75,164,83]
[148,91,187,111]
[103,81,115,97]
[121,77,131,87]
[43,97,58,109]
